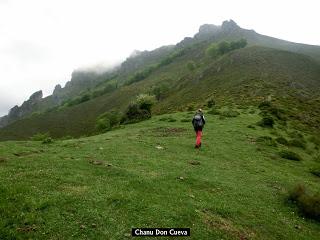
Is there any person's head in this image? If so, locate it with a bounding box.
[198,108,202,113]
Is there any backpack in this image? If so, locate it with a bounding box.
[193,114,203,128]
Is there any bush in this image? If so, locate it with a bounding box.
[30,132,51,141]
[275,137,289,145]
[95,111,121,133]
[186,61,196,71]
[310,167,320,178]
[151,83,169,101]
[181,118,190,123]
[136,94,156,112]
[256,136,277,147]
[258,100,272,109]
[206,43,218,58]
[289,184,320,221]
[258,116,274,128]
[206,98,215,108]
[289,139,307,149]
[122,103,151,124]
[217,41,231,55]
[167,118,176,122]
[220,110,240,118]
[96,117,111,132]
[258,101,286,121]
[279,150,302,161]
[207,109,220,115]
[42,137,53,144]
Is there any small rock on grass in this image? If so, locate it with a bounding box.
[189,160,201,165]
[89,160,103,165]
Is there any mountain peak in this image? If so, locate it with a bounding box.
[221,19,240,31]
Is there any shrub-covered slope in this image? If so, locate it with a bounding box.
[0,45,319,140]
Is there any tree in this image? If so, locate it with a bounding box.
[186,61,196,71]
[136,94,156,112]
[206,43,218,58]
[217,41,231,55]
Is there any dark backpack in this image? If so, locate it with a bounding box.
[193,114,203,128]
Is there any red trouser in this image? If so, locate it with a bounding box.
[196,130,202,146]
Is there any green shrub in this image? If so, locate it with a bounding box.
[96,111,121,133]
[207,108,220,115]
[258,116,274,128]
[122,103,151,124]
[167,118,176,122]
[181,118,190,122]
[150,83,169,101]
[186,61,196,71]
[206,98,215,108]
[310,167,320,177]
[279,150,302,161]
[136,94,156,112]
[31,132,51,141]
[256,136,277,147]
[258,100,272,109]
[206,43,218,58]
[96,118,111,132]
[220,110,239,118]
[42,137,53,144]
[289,184,320,221]
[289,139,307,149]
[275,137,289,145]
[288,131,304,140]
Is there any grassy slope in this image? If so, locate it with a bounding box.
[0,46,319,141]
[0,109,319,239]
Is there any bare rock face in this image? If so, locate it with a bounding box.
[28,90,43,102]
[194,24,220,41]
[0,91,43,127]
[53,84,62,95]
[221,19,240,32]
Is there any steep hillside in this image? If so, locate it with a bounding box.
[0,44,319,140]
[0,20,320,140]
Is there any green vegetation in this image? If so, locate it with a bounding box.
[0,111,319,239]
[121,94,156,124]
[1,45,320,141]
[206,39,247,58]
[279,150,302,161]
[95,111,121,133]
[289,184,320,221]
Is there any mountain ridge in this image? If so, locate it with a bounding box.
[0,20,319,140]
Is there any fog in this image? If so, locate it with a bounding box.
[0,0,319,117]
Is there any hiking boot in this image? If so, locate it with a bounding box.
[195,145,199,149]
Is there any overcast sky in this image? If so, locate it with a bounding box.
[0,0,319,117]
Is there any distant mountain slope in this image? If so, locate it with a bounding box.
[0,20,320,140]
[0,45,319,140]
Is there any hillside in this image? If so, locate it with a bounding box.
[0,20,320,140]
[0,110,319,239]
[0,45,319,140]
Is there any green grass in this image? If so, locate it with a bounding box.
[0,111,319,239]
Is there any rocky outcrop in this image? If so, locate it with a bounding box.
[3,91,43,124]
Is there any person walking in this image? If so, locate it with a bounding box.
[192,109,205,148]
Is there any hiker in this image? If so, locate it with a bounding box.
[192,109,206,148]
